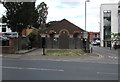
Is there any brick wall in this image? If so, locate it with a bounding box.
[1,38,18,54]
[89,32,100,42]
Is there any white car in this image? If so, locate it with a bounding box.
[91,41,97,45]
[96,40,100,43]
[91,40,100,46]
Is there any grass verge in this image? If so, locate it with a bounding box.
[45,49,86,56]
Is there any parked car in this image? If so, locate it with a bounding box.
[3,33,18,39]
[113,45,120,49]
[3,34,13,39]
[91,41,97,45]
[95,40,100,45]
[91,40,100,46]
[0,36,9,40]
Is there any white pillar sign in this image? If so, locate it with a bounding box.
[83,32,88,39]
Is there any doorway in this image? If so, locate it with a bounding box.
[59,31,69,49]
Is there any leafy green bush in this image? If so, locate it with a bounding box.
[28,32,36,43]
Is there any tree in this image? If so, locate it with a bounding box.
[2,2,38,36]
[46,21,58,27]
[28,32,36,46]
[111,32,120,44]
[37,2,48,30]
[23,32,36,48]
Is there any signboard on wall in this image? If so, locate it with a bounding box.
[41,35,46,37]
[83,32,88,39]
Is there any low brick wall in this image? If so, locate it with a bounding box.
[1,38,18,54]
[0,46,17,54]
[0,46,9,54]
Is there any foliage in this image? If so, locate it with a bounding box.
[2,2,38,35]
[2,1,49,35]
[46,21,58,27]
[38,27,46,32]
[28,32,36,42]
[111,32,120,43]
[37,2,48,29]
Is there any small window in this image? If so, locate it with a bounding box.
[94,34,98,38]
[2,28,6,32]
[2,25,6,28]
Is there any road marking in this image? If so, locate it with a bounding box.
[95,52,118,59]
[93,52,118,60]
[98,54,104,58]
[108,56,111,58]
[2,66,64,72]
[114,57,117,59]
[108,56,118,59]
[97,72,118,75]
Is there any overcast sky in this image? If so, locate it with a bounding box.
[0,0,119,32]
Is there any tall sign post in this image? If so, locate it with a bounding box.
[83,32,88,52]
[41,35,46,55]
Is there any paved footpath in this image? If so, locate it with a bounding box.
[92,46,119,59]
[1,47,118,64]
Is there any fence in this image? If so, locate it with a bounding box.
[42,37,84,49]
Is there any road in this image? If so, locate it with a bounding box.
[92,46,118,60]
[1,46,119,80]
[2,59,118,80]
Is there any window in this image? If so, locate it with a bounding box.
[2,25,6,28]
[103,10,111,18]
[2,28,6,32]
[103,10,111,41]
[103,10,111,26]
[94,34,98,38]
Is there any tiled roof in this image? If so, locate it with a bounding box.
[43,19,84,34]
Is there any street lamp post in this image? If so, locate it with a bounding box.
[84,0,90,52]
[85,0,90,31]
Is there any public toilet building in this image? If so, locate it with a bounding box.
[41,19,88,49]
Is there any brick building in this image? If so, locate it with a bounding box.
[89,32,100,42]
[41,19,89,49]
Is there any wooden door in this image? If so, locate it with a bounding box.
[59,31,69,49]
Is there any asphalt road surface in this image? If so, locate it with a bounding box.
[2,59,118,80]
[92,46,119,60]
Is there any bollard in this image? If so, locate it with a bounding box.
[90,47,93,53]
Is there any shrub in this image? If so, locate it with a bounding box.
[28,32,36,43]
